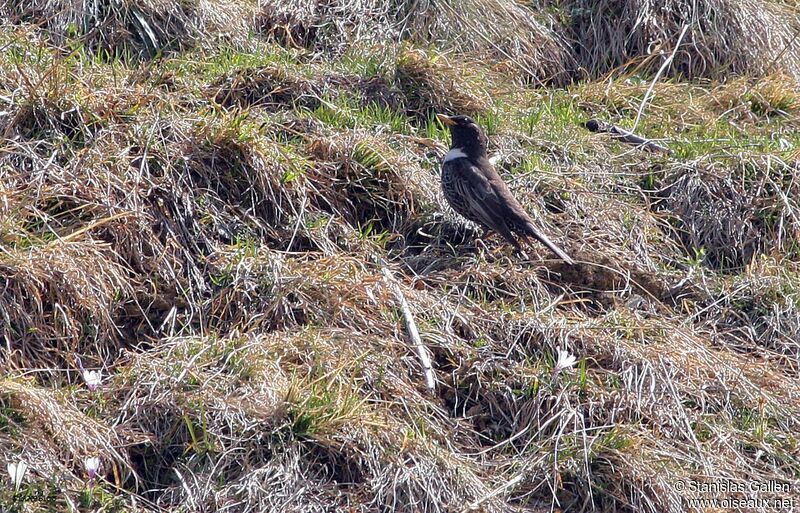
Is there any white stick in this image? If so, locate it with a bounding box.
[380,264,436,391]
[630,24,690,134]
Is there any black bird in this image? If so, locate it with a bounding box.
[437,114,573,264]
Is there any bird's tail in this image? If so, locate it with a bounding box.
[522,223,574,265]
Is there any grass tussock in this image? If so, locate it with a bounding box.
[211,65,404,112]
[561,0,800,80]
[654,157,800,270]
[0,240,133,368]
[2,0,256,58]
[258,0,574,84]
[3,3,800,513]
[396,48,492,118]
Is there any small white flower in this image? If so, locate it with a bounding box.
[82,369,102,391]
[7,460,28,491]
[85,457,101,483]
[553,348,577,377]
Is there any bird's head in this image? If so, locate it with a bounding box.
[437,114,488,157]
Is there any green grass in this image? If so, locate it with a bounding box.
[287,375,367,438]
[162,43,301,83]
[303,94,409,132]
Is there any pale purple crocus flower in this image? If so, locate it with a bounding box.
[85,457,101,484]
[77,357,102,391]
[82,370,102,391]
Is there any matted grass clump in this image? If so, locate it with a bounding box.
[395,48,492,118]
[211,65,404,112]
[2,0,256,57]
[560,0,800,80]
[654,156,800,270]
[258,0,575,84]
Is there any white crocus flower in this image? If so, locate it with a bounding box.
[553,348,578,377]
[7,460,28,491]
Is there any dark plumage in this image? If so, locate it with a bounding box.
[437,113,574,264]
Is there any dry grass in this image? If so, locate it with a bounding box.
[2,0,256,57]
[2,3,800,513]
[211,65,404,112]
[396,48,492,118]
[257,0,574,84]
[560,0,800,80]
[653,156,800,270]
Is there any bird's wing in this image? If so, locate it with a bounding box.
[449,159,574,263]
[447,159,516,239]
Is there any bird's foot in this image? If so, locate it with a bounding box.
[473,237,492,254]
[515,248,532,261]
[464,237,490,263]
[473,238,516,264]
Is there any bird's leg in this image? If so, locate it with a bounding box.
[474,231,509,264]
[459,229,488,257]
[474,236,491,254]
[514,247,531,261]
[471,228,494,253]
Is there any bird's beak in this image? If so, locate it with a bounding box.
[436,114,456,126]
